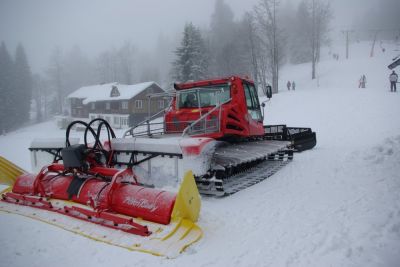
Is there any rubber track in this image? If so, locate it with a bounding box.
[195,139,293,196]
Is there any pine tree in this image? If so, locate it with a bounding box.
[47,46,64,114]
[209,0,237,76]
[14,43,32,125]
[0,42,14,133]
[172,23,208,82]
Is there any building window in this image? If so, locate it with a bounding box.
[106,102,110,110]
[135,100,143,109]
[121,101,129,110]
[158,99,164,109]
[90,115,95,120]
[110,85,120,97]
[105,116,111,123]
[121,117,128,126]
[91,102,95,110]
[72,98,81,105]
[74,98,82,106]
[114,116,120,125]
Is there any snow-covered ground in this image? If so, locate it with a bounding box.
[1,41,400,267]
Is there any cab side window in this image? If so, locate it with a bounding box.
[244,83,263,122]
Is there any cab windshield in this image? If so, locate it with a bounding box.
[177,84,231,109]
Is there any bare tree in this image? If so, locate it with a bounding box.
[254,0,280,93]
[47,46,64,114]
[32,73,50,122]
[309,0,331,79]
[117,42,136,84]
[95,43,136,84]
[63,45,94,95]
[209,0,236,76]
[243,13,259,86]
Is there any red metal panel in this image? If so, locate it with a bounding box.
[9,166,177,225]
[111,185,176,225]
[166,76,265,139]
[11,173,36,194]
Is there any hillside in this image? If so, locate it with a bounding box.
[1,41,400,267]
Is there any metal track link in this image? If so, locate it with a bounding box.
[196,150,293,196]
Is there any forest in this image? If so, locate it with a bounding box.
[0,0,399,133]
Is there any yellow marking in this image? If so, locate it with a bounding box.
[0,156,26,186]
[0,186,12,194]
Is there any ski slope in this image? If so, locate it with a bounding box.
[1,41,400,267]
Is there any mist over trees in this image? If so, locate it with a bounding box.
[0,43,13,133]
[0,0,336,132]
[0,42,32,133]
[14,44,33,124]
[172,0,332,89]
[3,0,399,131]
[350,0,400,44]
[358,0,400,31]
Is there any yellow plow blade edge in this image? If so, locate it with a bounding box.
[0,156,26,186]
[0,167,202,258]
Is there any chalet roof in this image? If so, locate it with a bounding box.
[67,81,161,105]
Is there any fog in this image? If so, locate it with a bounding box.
[1,0,399,132]
[0,0,383,73]
[1,0,261,72]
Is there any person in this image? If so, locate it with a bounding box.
[359,75,366,88]
[389,70,398,92]
[184,93,197,107]
[287,81,291,90]
[292,81,296,91]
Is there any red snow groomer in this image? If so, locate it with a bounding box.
[125,76,317,195]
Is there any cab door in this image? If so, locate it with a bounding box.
[243,82,264,136]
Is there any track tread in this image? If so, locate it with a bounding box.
[196,139,293,197]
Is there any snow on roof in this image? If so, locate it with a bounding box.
[67,81,160,105]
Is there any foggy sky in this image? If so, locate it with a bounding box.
[0,0,376,74]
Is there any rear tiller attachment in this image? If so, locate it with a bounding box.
[0,119,202,258]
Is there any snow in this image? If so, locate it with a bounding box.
[30,137,79,148]
[1,41,400,266]
[67,81,158,104]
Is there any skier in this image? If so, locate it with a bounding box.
[292,81,296,91]
[287,81,291,90]
[389,70,398,92]
[359,75,366,88]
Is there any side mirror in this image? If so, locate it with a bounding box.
[263,85,273,99]
[260,101,266,119]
